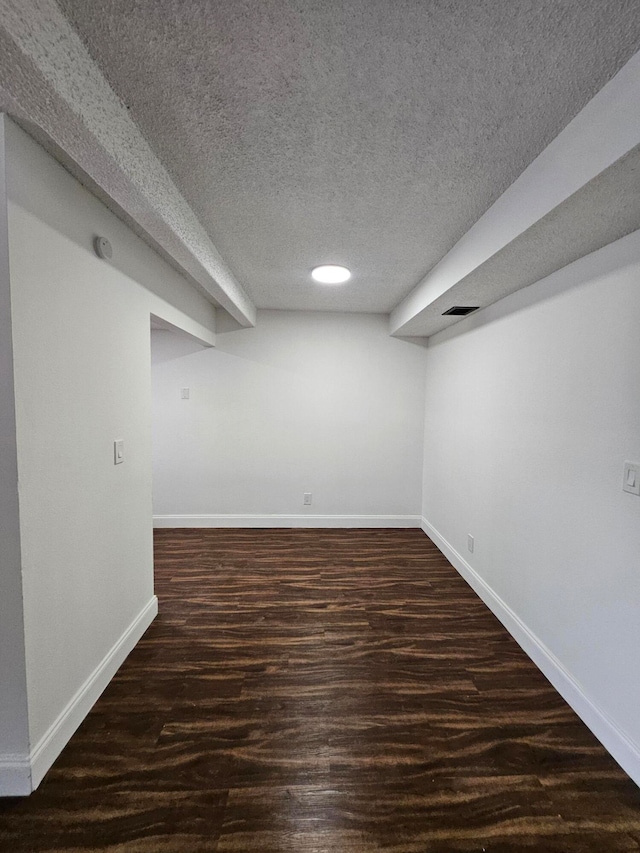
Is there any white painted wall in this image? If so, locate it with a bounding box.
[2,117,216,792]
[0,117,30,795]
[152,311,427,526]
[421,230,640,783]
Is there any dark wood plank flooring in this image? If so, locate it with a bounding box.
[1,528,639,851]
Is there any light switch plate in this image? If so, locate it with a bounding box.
[623,461,639,496]
[114,439,124,465]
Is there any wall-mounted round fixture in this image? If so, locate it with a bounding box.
[93,236,113,260]
[311,264,351,284]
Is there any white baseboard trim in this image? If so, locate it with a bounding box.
[421,517,640,789]
[0,755,32,797]
[153,514,422,529]
[28,596,158,792]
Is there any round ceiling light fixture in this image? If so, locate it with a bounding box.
[311,264,351,284]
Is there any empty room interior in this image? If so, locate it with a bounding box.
[1,1,640,850]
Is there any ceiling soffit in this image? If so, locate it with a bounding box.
[0,0,256,326]
[391,51,640,337]
[397,144,640,338]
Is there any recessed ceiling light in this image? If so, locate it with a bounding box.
[311,265,351,284]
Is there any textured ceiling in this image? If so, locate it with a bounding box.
[0,0,254,325]
[397,143,640,336]
[57,0,640,315]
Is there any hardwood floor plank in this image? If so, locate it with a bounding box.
[0,528,639,851]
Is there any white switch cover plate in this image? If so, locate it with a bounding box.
[181,387,190,400]
[114,439,124,465]
[623,461,640,495]
[303,492,312,506]
[467,534,474,553]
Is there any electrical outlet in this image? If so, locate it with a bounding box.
[303,492,312,506]
[467,534,474,553]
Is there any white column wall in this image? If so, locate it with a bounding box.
[0,116,30,795]
[2,117,215,792]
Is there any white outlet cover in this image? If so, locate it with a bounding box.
[114,439,124,465]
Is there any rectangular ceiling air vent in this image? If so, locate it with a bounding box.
[442,305,479,316]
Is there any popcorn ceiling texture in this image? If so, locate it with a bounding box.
[0,0,255,326]
[1,0,640,331]
[397,144,640,337]
[56,0,640,316]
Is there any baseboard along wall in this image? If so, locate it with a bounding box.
[153,514,422,529]
[0,596,158,795]
[421,517,640,789]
